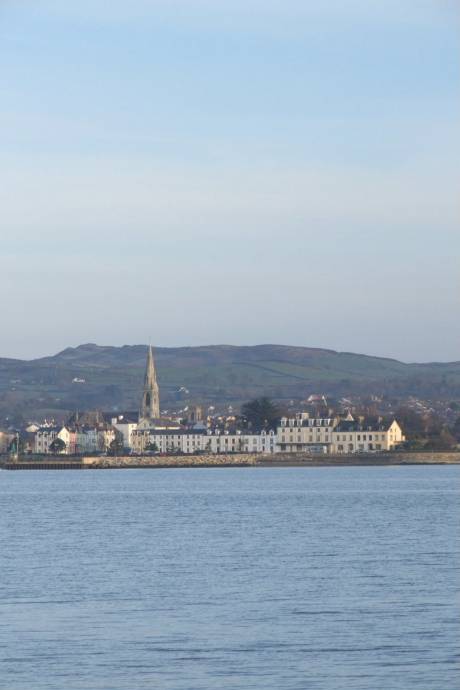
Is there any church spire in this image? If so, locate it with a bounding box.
[139,345,160,422]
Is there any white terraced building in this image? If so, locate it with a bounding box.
[131,429,277,455]
[34,426,72,454]
[331,419,404,453]
[276,412,337,453]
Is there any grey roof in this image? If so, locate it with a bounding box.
[148,429,207,436]
[334,420,394,433]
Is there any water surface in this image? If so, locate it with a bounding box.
[1,466,459,689]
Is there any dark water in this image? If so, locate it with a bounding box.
[1,466,459,690]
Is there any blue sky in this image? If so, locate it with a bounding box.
[1,0,459,361]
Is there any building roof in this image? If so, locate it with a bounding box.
[136,417,181,430]
[110,412,139,424]
[334,419,396,433]
[281,418,333,427]
[148,429,207,436]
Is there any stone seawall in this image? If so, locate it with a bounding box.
[2,451,459,470]
[258,451,460,466]
[81,451,460,469]
[82,454,260,468]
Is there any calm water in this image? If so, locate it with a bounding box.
[0,466,459,690]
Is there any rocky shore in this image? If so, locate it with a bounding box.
[257,451,460,467]
[83,451,460,469]
[82,454,259,468]
[2,451,459,470]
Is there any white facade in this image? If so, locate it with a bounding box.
[34,425,119,454]
[111,417,138,449]
[0,431,13,454]
[131,420,182,453]
[76,428,98,453]
[331,420,404,453]
[276,413,336,452]
[130,428,276,455]
[34,426,72,454]
[207,430,276,454]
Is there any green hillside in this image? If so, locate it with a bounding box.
[0,343,459,423]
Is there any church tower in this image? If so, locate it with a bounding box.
[139,345,160,422]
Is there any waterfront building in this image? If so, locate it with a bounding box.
[74,427,97,454]
[0,430,12,454]
[34,426,72,454]
[276,412,336,453]
[143,429,207,454]
[111,413,138,450]
[33,417,120,455]
[131,428,277,455]
[331,419,404,453]
[207,429,276,454]
[131,419,182,453]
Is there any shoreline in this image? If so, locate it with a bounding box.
[2,451,460,470]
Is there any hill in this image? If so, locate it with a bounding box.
[1,343,459,423]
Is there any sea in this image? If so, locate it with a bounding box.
[0,465,459,690]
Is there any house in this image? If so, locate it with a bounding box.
[331,419,404,454]
[207,429,276,454]
[0,430,13,454]
[111,413,138,450]
[131,419,182,453]
[34,426,72,454]
[131,428,277,455]
[276,413,336,453]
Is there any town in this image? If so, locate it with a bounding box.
[0,347,416,458]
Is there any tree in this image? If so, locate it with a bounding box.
[424,428,456,451]
[394,407,426,437]
[8,435,24,455]
[451,416,460,442]
[146,441,159,452]
[241,397,280,432]
[108,438,124,456]
[50,437,66,454]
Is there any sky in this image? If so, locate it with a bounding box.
[0,0,459,362]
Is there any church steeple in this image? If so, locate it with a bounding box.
[140,345,160,421]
